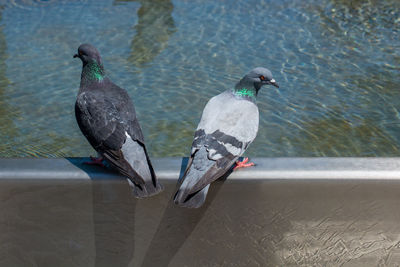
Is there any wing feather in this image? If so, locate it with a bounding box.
[75,91,145,185]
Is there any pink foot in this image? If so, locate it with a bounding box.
[84,156,105,167]
[233,157,255,171]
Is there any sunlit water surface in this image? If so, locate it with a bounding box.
[0,0,399,157]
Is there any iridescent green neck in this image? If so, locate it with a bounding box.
[233,78,259,101]
[233,86,257,100]
[82,61,105,82]
[235,87,255,97]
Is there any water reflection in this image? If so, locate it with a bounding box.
[0,0,398,157]
[115,0,176,68]
[0,6,18,156]
[293,112,400,156]
[315,0,400,35]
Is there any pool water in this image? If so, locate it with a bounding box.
[0,0,399,157]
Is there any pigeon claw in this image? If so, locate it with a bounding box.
[84,156,105,167]
[233,157,255,171]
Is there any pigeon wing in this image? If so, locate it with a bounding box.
[75,91,145,185]
[107,84,158,190]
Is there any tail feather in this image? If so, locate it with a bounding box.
[174,147,214,208]
[121,134,163,198]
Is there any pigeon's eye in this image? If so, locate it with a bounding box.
[79,51,84,56]
[259,75,265,81]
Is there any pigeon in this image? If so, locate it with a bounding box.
[174,67,279,208]
[74,43,162,198]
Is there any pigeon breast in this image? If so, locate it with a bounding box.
[193,91,259,160]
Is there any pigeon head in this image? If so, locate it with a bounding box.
[243,67,279,89]
[73,43,102,66]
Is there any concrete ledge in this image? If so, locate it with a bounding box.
[1,157,400,180]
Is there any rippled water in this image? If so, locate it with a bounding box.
[0,0,399,157]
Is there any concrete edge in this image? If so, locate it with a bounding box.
[1,157,400,180]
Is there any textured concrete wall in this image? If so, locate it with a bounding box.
[1,158,400,266]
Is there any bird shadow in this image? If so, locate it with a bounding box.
[66,158,137,267]
[140,157,232,267]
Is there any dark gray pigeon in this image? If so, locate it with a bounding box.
[74,43,162,198]
[174,67,279,208]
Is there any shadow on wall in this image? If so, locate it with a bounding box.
[140,158,231,267]
[3,165,400,265]
[92,179,137,267]
[66,158,137,267]
[115,0,177,68]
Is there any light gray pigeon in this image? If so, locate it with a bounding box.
[74,43,162,198]
[174,67,279,208]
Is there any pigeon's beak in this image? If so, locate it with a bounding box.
[269,79,279,88]
[73,54,79,59]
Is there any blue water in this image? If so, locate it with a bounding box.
[0,0,399,157]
